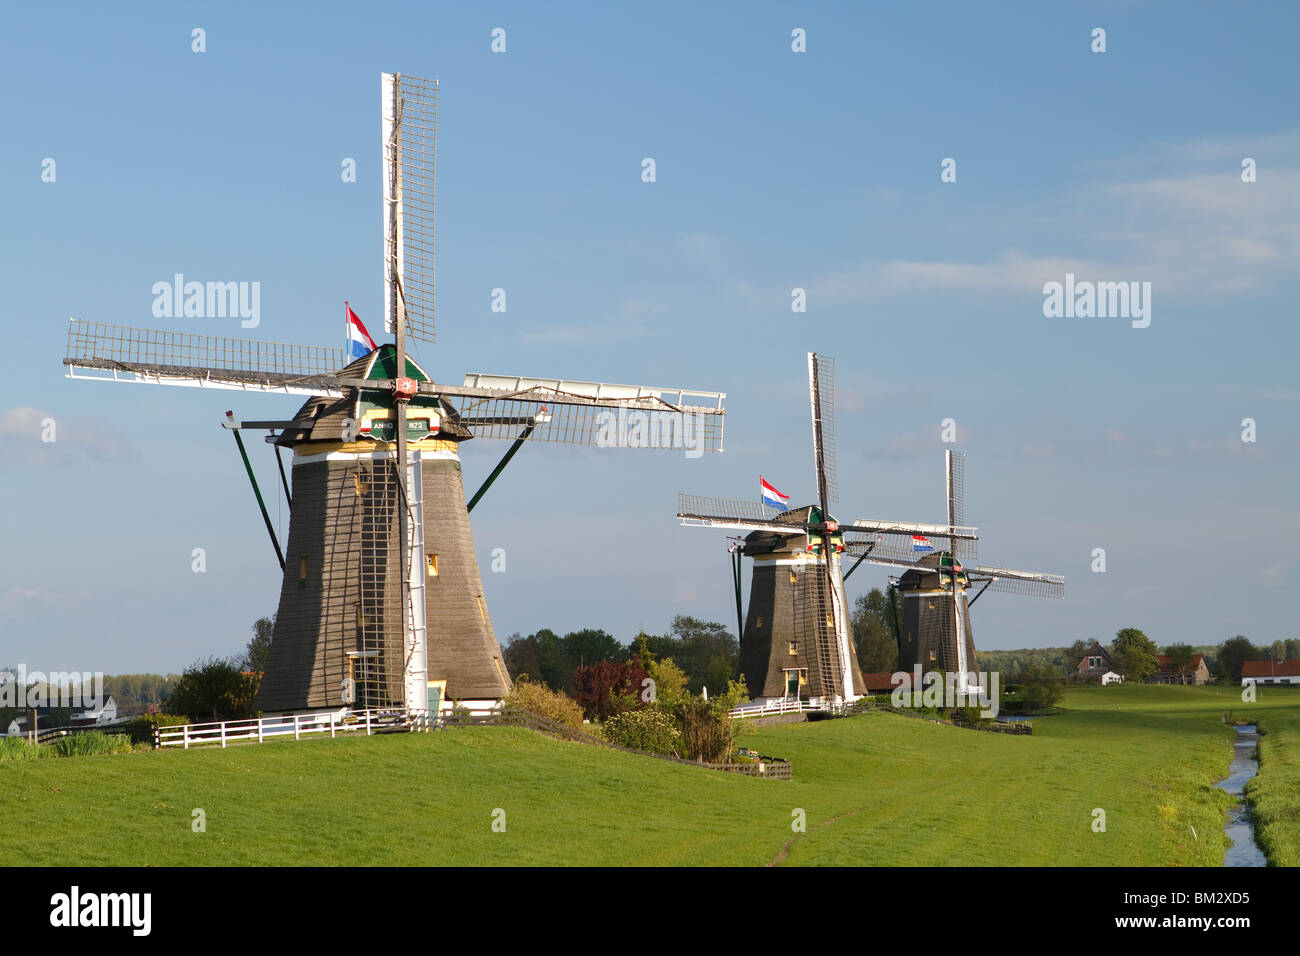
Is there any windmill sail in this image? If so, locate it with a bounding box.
[383,72,438,344]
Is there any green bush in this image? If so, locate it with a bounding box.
[49,732,132,757]
[678,697,735,763]
[125,713,191,745]
[505,679,586,731]
[0,737,43,762]
[601,707,682,756]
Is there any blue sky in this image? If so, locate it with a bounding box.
[3,2,1298,675]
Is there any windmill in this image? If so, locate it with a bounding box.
[841,450,1064,694]
[677,353,976,709]
[62,72,727,717]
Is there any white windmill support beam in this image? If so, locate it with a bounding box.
[381,72,402,338]
[461,373,725,410]
[850,518,978,540]
[64,363,345,398]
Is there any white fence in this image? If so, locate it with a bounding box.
[729,698,842,720]
[155,704,505,749]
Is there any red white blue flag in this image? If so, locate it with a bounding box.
[912,534,933,552]
[346,302,378,360]
[760,476,789,512]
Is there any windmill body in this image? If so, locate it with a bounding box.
[63,73,728,718]
[676,354,971,710]
[736,506,864,704]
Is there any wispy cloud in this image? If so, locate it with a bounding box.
[0,407,138,465]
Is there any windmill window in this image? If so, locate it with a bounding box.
[788,641,797,656]
[354,470,369,496]
[789,569,797,584]
[929,650,936,662]
[299,556,309,581]
[756,616,763,628]
[426,554,439,577]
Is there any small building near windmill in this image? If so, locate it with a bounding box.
[1150,654,1211,685]
[5,695,118,737]
[1241,659,1300,686]
[1074,642,1117,682]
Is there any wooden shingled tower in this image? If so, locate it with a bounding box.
[679,353,988,709]
[844,451,1064,694]
[63,72,728,716]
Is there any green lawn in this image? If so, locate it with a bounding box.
[2,684,1296,866]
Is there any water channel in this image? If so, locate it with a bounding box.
[1215,724,1266,867]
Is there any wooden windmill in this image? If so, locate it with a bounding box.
[677,353,970,709]
[63,72,727,716]
[841,450,1064,693]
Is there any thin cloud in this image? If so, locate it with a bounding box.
[0,407,138,465]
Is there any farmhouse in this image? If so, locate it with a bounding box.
[1241,659,1300,686]
[1074,642,1117,682]
[1150,654,1210,685]
[5,695,118,737]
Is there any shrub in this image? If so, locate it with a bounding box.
[49,732,132,757]
[505,679,585,730]
[0,737,43,762]
[125,713,191,745]
[573,658,648,722]
[951,706,985,728]
[678,697,735,763]
[601,707,682,756]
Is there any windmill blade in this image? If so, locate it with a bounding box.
[444,374,726,451]
[63,319,347,397]
[840,550,933,574]
[943,449,978,560]
[807,352,838,508]
[677,494,797,531]
[964,565,1064,599]
[845,528,978,564]
[383,72,438,345]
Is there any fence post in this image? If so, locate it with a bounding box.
[183,724,190,750]
[294,713,300,741]
[258,717,263,744]
[221,721,227,749]
[331,713,337,739]
[366,710,372,736]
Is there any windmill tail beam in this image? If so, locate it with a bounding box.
[466,421,537,513]
[227,421,285,571]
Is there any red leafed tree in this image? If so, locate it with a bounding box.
[573,657,649,722]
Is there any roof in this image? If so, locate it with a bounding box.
[1077,642,1114,667]
[1242,659,1300,678]
[860,672,902,693]
[1155,654,1207,673]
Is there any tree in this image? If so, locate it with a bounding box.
[166,657,258,721]
[852,588,899,673]
[1017,661,1065,710]
[1218,636,1262,683]
[572,658,648,722]
[1110,628,1159,682]
[1286,638,1300,661]
[1164,644,1195,685]
[1269,639,1286,662]
[1066,639,1092,677]
[242,615,275,675]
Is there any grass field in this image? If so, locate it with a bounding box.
[2,684,1296,866]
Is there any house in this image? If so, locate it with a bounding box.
[5,695,118,737]
[1150,654,1211,685]
[860,672,904,695]
[1100,671,1124,685]
[1241,659,1300,686]
[1075,642,1117,682]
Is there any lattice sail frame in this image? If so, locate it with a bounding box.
[808,352,838,507]
[63,320,726,450]
[383,72,438,344]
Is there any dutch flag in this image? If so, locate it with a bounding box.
[760,476,790,512]
[912,535,933,553]
[346,302,378,361]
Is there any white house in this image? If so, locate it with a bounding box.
[1101,671,1124,685]
[1241,660,1300,685]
